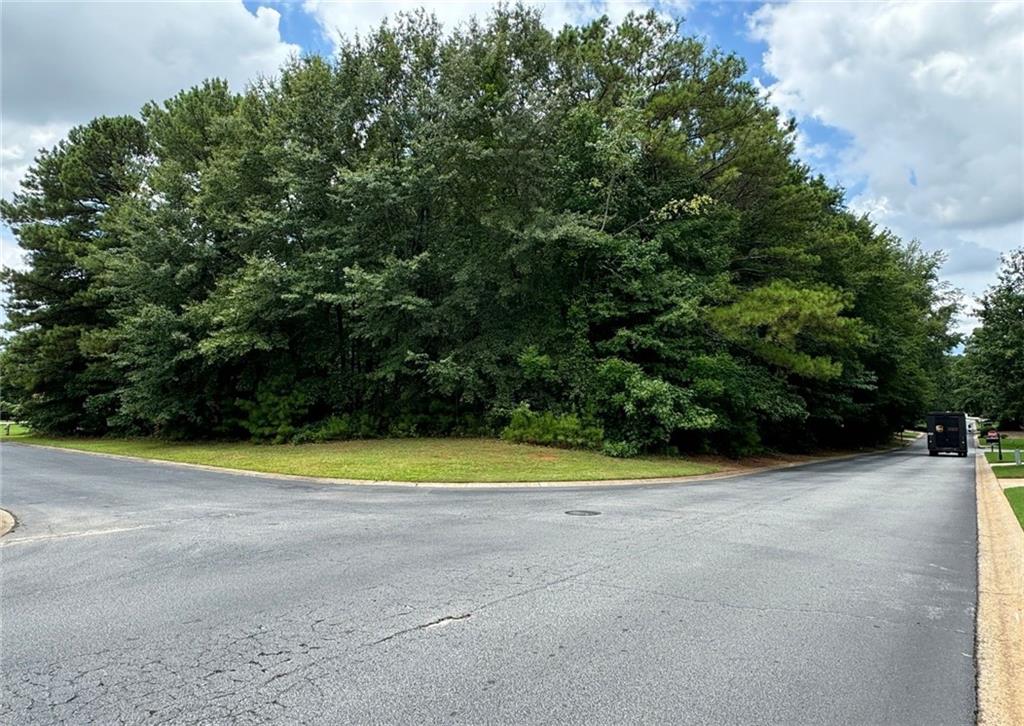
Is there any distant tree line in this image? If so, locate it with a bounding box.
[949,249,1023,429]
[1,9,959,455]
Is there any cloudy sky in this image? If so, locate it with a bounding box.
[2,1,1022,333]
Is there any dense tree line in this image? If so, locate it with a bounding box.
[1,9,958,455]
[951,249,1023,429]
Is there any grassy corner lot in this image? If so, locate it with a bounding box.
[0,434,718,483]
[1004,487,1024,530]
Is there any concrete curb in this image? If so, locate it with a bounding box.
[0,508,15,538]
[0,439,906,490]
[974,451,1024,726]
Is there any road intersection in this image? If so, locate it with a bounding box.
[0,440,977,724]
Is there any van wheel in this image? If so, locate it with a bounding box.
[929,451,938,456]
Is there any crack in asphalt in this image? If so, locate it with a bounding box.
[0,442,978,725]
[369,613,473,646]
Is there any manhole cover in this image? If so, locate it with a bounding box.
[565,510,601,517]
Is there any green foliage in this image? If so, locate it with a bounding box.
[708,281,863,380]
[1,7,959,455]
[235,376,311,443]
[953,249,1023,428]
[0,397,21,422]
[292,414,378,444]
[592,358,716,453]
[501,405,603,450]
[0,115,147,434]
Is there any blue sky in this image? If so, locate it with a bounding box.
[2,1,1022,334]
[243,0,335,56]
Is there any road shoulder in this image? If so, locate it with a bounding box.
[974,451,1024,725]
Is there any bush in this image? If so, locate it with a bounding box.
[590,359,716,454]
[601,440,639,458]
[388,413,420,438]
[291,413,377,444]
[501,405,603,450]
[236,379,310,443]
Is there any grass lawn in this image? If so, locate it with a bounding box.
[978,436,1024,449]
[987,451,1024,464]
[0,434,718,483]
[1004,487,1024,530]
[990,464,1024,480]
[0,422,29,437]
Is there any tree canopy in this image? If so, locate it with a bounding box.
[951,248,1024,428]
[1,8,960,455]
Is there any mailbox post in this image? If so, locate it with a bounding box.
[986,430,1002,461]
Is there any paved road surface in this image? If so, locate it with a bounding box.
[0,441,977,724]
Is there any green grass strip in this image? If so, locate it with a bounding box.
[978,436,1024,450]
[991,464,1024,479]
[986,452,1024,465]
[1004,487,1024,531]
[0,435,717,483]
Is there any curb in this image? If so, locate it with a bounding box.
[0,439,907,490]
[0,508,15,538]
[974,451,1024,725]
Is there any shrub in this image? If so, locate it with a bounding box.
[590,358,716,454]
[388,413,420,438]
[291,413,377,444]
[501,405,603,450]
[236,378,310,443]
[601,440,639,458]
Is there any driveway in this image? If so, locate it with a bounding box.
[0,440,977,724]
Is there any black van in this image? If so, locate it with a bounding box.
[926,412,968,457]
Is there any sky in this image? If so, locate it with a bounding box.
[2,0,1022,335]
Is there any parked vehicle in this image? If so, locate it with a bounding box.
[926,412,968,457]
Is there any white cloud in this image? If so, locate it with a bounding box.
[2,2,298,126]
[0,121,72,200]
[1,0,302,291]
[0,227,27,271]
[302,0,485,44]
[301,1,688,49]
[749,0,1024,332]
[1,1,300,199]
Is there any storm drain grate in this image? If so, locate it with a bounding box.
[564,510,601,517]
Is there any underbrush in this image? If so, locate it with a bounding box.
[500,406,604,451]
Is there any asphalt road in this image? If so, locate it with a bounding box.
[0,440,977,725]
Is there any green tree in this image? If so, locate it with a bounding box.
[1,7,961,453]
[957,249,1024,428]
[1,116,147,433]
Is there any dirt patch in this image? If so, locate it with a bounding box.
[974,453,1024,725]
